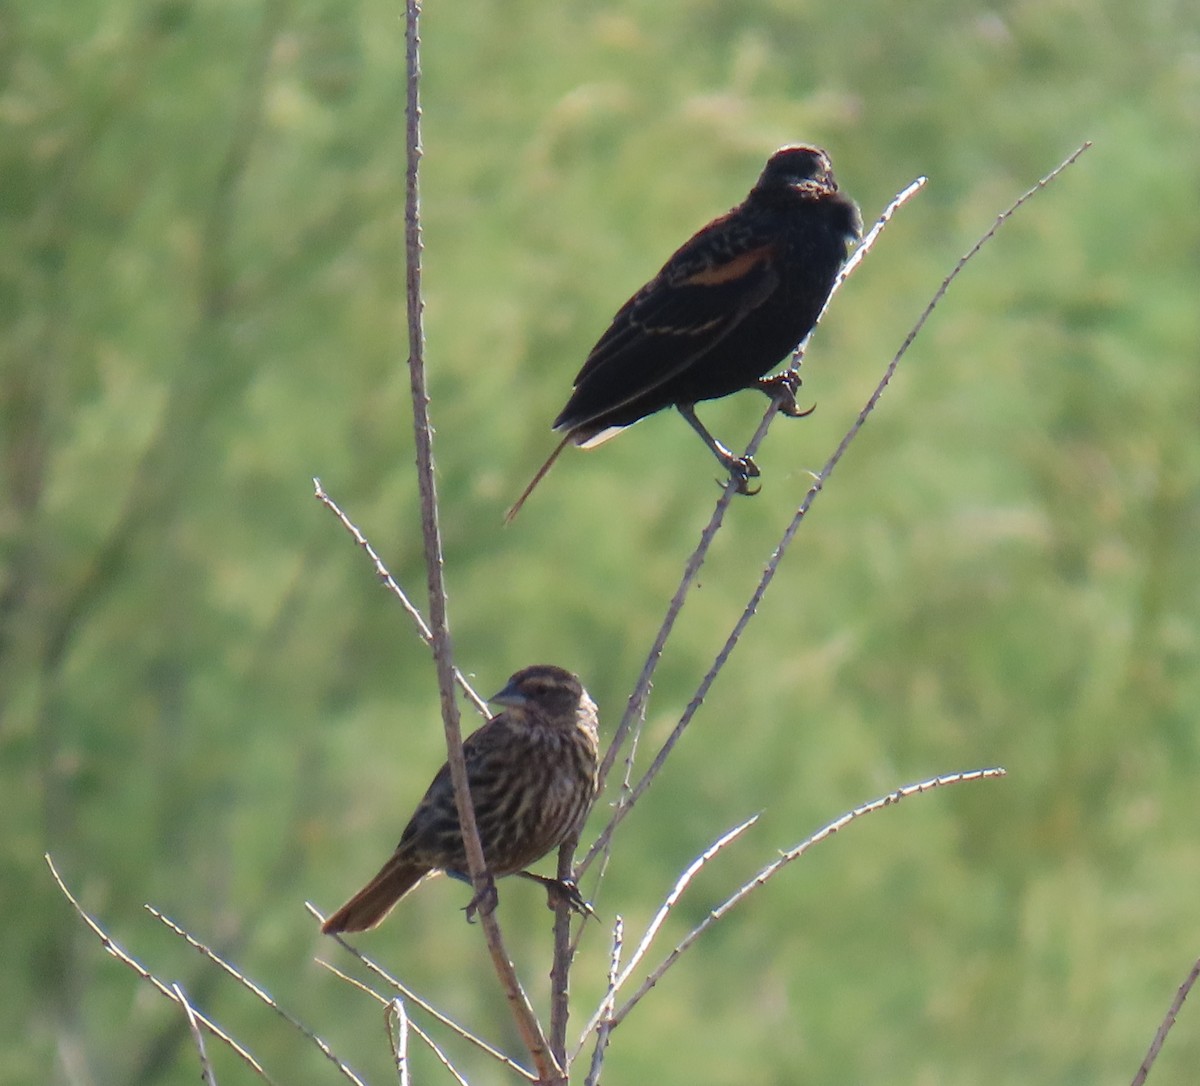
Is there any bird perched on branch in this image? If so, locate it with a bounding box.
[321,665,601,934]
[506,144,861,521]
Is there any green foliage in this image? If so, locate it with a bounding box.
[2,0,1198,1082]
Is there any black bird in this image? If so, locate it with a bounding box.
[321,665,601,934]
[506,144,861,521]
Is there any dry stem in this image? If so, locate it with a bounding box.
[313,478,488,716]
[399,1,559,1079]
[309,902,538,1082]
[147,906,365,1084]
[604,768,1006,1034]
[1130,955,1200,1086]
[45,855,275,1083]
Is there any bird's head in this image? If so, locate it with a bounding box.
[490,664,586,720]
[754,145,837,197]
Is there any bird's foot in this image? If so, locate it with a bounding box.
[758,371,815,419]
[516,872,597,919]
[720,455,761,496]
[547,878,597,919]
[463,875,499,923]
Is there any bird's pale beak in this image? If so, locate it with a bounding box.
[489,680,527,708]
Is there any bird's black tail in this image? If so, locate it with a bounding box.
[504,434,572,523]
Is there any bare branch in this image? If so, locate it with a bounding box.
[308,903,538,1082]
[407,1022,472,1086]
[870,142,1091,400]
[583,917,624,1086]
[837,175,927,284]
[583,176,927,872]
[387,999,411,1086]
[172,983,219,1086]
[1130,956,1200,1086]
[45,855,275,1083]
[147,906,366,1086]
[576,729,644,944]
[608,769,1006,1030]
[616,813,757,996]
[399,1,557,1077]
[576,814,758,1059]
[317,961,473,1086]
[548,841,578,1069]
[404,1020,471,1086]
[313,479,489,716]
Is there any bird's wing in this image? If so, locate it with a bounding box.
[558,215,780,430]
[395,720,505,858]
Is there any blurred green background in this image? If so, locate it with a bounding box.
[3,0,1198,1083]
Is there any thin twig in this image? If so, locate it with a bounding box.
[388,999,411,1086]
[147,906,366,1086]
[616,814,757,995]
[548,840,577,1069]
[173,983,219,1086]
[576,813,758,1058]
[308,903,538,1082]
[585,143,1090,872]
[313,479,488,717]
[576,725,643,947]
[317,961,473,1086]
[399,1,558,1079]
[583,917,624,1086]
[1130,956,1200,1086]
[44,855,275,1083]
[408,1023,472,1086]
[583,176,926,873]
[607,769,1006,1030]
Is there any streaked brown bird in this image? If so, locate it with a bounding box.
[506,144,861,521]
[321,665,601,934]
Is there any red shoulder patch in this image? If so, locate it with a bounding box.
[680,244,775,286]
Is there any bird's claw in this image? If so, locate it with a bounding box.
[717,456,761,496]
[545,877,597,920]
[515,872,597,920]
[758,372,815,418]
[463,877,499,923]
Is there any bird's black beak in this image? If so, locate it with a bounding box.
[489,679,527,708]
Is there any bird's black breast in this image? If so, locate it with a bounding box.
[660,195,856,405]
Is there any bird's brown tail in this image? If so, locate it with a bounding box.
[321,855,431,934]
[504,435,572,523]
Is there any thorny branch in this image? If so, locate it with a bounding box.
[398,1,559,1080]
[45,855,276,1084]
[172,983,218,1086]
[147,906,364,1085]
[583,918,624,1086]
[388,998,411,1086]
[598,769,1006,1044]
[320,961,472,1086]
[577,813,759,1055]
[309,902,538,1083]
[1130,955,1200,1086]
[313,479,489,717]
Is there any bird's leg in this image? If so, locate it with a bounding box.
[515,871,597,919]
[462,872,500,923]
[677,403,761,496]
[757,370,816,418]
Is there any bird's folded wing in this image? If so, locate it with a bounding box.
[558,238,780,431]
